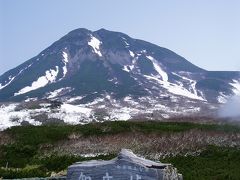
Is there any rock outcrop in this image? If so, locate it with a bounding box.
[67,149,182,180]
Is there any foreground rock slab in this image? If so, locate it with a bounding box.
[67,149,182,180]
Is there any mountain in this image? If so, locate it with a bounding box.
[0,28,239,129]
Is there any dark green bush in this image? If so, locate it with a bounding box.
[162,146,240,180]
[0,166,47,179]
[1,121,240,178]
[0,144,37,168]
[40,154,81,172]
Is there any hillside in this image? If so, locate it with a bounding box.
[1,120,240,179]
[0,29,240,129]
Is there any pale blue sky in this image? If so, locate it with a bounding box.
[0,0,240,75]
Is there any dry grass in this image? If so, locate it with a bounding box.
[0,132,12,146]
[49,129,240,160]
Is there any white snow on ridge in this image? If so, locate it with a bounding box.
[142,56,204,101]
[48,103,92,124]
[122,53,138,72]
[123,65,130,72]
[122,64,135,72]
[0,102,94,131]
[123,96,139,106]
[144,75,205,101]
[47,87,72,99]
[62,51,69,78]
[0,92,210,131]
[230,80,240,95]
[88,35,102,57]
[85,98,105,106]
[129,50,135,58]
[25,97,38,102]
[129,64,135,71]
[124,41,130,46]
[0,63,35,90]
[0,76,16,90]
[172,72,204,100]
[61,104,92,116]
[17,63,33,76]
[46,67,59,82]
[66,96,84,103]
[218,92,228,104]
[14,66,59,96]
[63,51,68,63]
[122,51,136,72]
[0,104,42,131]
[121,37,130,46]
[109,107,132,121]
[0,104,20,130]
[146,55,168,82]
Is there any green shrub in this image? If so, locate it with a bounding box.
[0,165,47,179]
[5,121,240,146]
[40,154,81,172]
[1,121,240,178]
[0,144,37,168]
[161,146,240,180]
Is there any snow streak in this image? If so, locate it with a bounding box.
[15,66,59,96]
[88,35,102,57]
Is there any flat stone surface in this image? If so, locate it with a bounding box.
[3,177,66,180]
[67,149,182,180]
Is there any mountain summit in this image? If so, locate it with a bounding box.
[0,28,240,129]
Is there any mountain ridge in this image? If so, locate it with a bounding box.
[0,28,240,130]
[0,28,239,102]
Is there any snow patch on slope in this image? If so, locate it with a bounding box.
[0,104,42,130]
[218,92,228,104]
[123,66,130,72]
[144,75,205,101]
[62,51,69,78]
[172,72,204,100]
[14,66,59,96]
[0,62,34,90]
[230,80,240,95]
[0,76,16,90]
[66,96,85,103]
[46,87,72,99]
[129,50,135,58]
[48,103,92,124]
[122,64,135,72]
[109,107,132,121]
[146,55,168,82]
[122,51,136,72]
[124,41,130,46]
[88,35,102,57]
[121,37,130,47]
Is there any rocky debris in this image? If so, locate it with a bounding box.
[67,149,182,180]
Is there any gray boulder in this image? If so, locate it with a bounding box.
[67,149,182,180]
